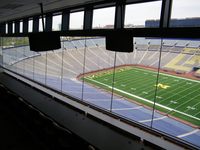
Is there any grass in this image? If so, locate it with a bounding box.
[84,66,200,126]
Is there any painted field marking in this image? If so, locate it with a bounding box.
[142,91,148,94]
[86,78,200,121]
[174,79,179,82]
[133,67,200,83]
[139,116,167,123]
[194,111,200,117]
[170,100,178,104]
[156,96,162,99]
[160,82,198,104]
[186,106,196,110]
[186,82,192,85]
[177,129,200,138]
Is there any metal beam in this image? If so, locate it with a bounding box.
[160,0,172,28]
[0,23,6,34]
[15,21,20,34]
[114,0,126,29]
[61,10,69,31]
[23,18,29,33]
[46,13,53,32]
[1,28,200,39]
[83,6,93,30]
[33,16,39,33]
[8,22,12,34]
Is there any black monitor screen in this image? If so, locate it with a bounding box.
[29,32,61,51]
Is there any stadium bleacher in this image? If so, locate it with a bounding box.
[2,38,200,148]
[2,38,200,78]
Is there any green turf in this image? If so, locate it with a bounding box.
[84,66,200,126]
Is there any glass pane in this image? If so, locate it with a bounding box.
[12,23,15,33]
[39,17,46,32]
[124,1,162,28]
[103,38,160,127]
[92,7,115,29]
[2,35,200,149]
[0,37,2,67]
[60,37,85,99]
[20,21,23,33]
[154,38,200,147]
[46,49,62,91]
[69,11,84,30]
[82,38,113,110]
[33,51,46,84]
[52,15,62,31]
[5,23,8,34]
[28,20,33,32]
[170,0,200,27]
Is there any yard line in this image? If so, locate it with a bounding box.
[112,106,142,111]
[134,67,200,83]
[177,129,200,138]
[114,68,191,99]
[160,82,198,104]
[109,72,156,93]
[184,96,200,113]
[170,88,200,109]
[86,78,200,121]
[113,71,158,92]
[139,116,167,123]
[194,111,200,117]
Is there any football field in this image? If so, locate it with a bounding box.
[84,66,200,126]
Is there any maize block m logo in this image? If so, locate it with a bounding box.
[155,83,170,89]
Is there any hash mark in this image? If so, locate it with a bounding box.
[186,82,192,85]
[174,79,179,82]
[156,96,162,99]
[170,100,177,104]
[142,91,148,94]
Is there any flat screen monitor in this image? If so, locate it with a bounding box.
[29,32,61,51]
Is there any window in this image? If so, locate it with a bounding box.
[12,22,15,33]
[20,21,23,33]
[92,7,115,29]
[124,1,162,28]
[39,17,46,32]
[5,23,8,34]
[52,15,62,31]
[170,0,200,27]
[2,2,200,148]
[28,19,33,32]
[69,11,84,30]
[2,35,200,148]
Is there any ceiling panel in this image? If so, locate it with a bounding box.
[0,0,104,23]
